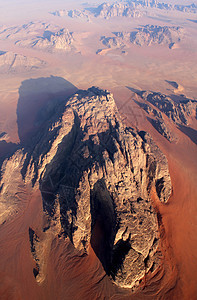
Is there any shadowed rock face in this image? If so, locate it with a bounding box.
[0,87,172,289]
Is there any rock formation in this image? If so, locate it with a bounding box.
[149,117,177,142]
[101,25,184,49]
[92,2,144,19]
[0,87,172,289]
[16,28,74,51]
[52,3,143,20]
[51,9,91,22]
[0,22,75,52]
[0,50,46,72]
[135,100,178,142]
[133,89,197,142]
[52,1,197,22]
[140,91,197,126]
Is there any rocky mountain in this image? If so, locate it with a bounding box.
[51,2,144,21]
[127,0,197,13]
[0,87,172,289]
[0,50,46,72]
[0,22,75,52]
[51,1,197,21]
[88,2,144,19]
[101,25,184,49]
[97,1,197,14]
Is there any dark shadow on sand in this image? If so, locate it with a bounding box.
[178,125,197,145]
[126,86,142,95]
[165,80,179,89]
[17,76,78,146]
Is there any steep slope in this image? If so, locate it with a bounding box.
[0,87,172,291]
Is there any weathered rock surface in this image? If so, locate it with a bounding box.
[101,25,184,49]
[0,87,172,289]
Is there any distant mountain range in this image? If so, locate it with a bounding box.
[51,1,197,21]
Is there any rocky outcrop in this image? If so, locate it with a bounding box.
[0,50,46,72]
[16,28,74,51]
[92,2,144,19]
[95,1,197,15]
[150,118,177,142]
[0,22,74,52]
[135,101,177,142]
[140,91,197,126]
[51,9,91,22]
[129,25,183,48]
[51,1,197,22]
[101,25,184,49]
[0,87,172,289]
[174,3,197,13]
[52,3,143,20]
